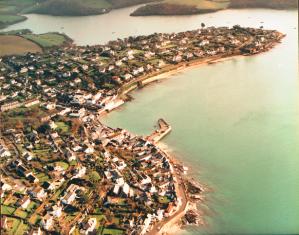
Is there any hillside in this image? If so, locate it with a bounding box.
[131,3,218,16]
[27,0,160,16]
[0,0,160,23]
[107,0,160,9]
[0,29,72,56]
[131,0,297,16]
[131,0,229,16]
[0,0,297,28]
[27,0,111,16]
[229,0,297,9]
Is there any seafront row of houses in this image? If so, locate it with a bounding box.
[0,26,284,234]
[0,26,282,114]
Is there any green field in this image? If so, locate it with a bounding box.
[53,161,70,170]
[79,0,112,8]
[158,195,170,204]
[23,33,68,48]
[164,0,229,9]
[102,228,124,235]
[0,14,26,23]
[14,208,29,219]
[5,217,21,235]
[26,201,38,212]
[0,14,26,28]
[55,121,70,133]
[1,205,16,215]
[14,221,30,235]
[35,172,50,182]
[0,0,37,28]
[0,5,18,14]
[27,0,112,16]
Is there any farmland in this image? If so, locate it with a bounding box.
[0,35,42,56]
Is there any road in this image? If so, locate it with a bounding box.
[147,161,188,235]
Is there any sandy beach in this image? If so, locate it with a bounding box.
[98,53,243,120]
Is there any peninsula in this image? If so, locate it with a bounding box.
[131,0,297,16]
[0,0,160,29]
[0,0,297,29]
[0,26,284,234]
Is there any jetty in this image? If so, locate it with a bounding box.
[147,119,172,143]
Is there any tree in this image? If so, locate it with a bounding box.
[89,171,101,184]
[15,120,24,130]
[37,123,51,134]
[71,119,81,135]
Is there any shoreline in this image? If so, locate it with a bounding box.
[99,55,232,234]
[0,25,286,234]
[99,54,244,119]
[150,143,208,235]
[99,39,283,234]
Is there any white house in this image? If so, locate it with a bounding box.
[85,218,97,235]
[41,214,54,231]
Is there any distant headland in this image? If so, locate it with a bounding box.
[131,0,297,16]
[0,0,297,30]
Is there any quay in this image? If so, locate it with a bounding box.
[146,118,172,143]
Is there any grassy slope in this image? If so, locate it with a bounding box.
[164,0,228,9]
[0,14,26,23]
[229,0,297,9]
[0,0,37,28]
[23,33,69,48]
[107,0,160,8]
[0,31,70,57]
[27,0,114,16]
[27,0,160,16]
[131,0,297,16]
[131,0,228,16]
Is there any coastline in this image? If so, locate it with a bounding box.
[150,143,207,235]
[100,55,239,234]
[99,53,244,119]
[0,24,286,234]
[99,39,283,234]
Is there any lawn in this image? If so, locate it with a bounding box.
[55,161,69,170]
[32,148,50,158]
[28,213,41,225]
[88,214,106,229]
[101,228,124,235]
[26,201,38,212]
[35,172,50,182]
[5,217,21,235]
[55,121,70,133]
[3,196,18,206]
[1,204,16,215]
[158,195,170,204]
[14,221,30,235]
[52,188,63,200]
[70,160,78,166]
[23,33,68,48]
[14,208,28,219]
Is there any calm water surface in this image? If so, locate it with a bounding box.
[7,8,299,234]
